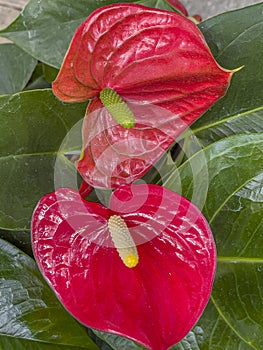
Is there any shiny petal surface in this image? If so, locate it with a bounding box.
[53,3,233,189]
[52,3,233,121]
[76,99,177,188]
[32,185,216,350]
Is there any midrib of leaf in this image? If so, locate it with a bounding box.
[210,295,259,350]
[191,105,263,135]
[217,257,263,264]
[0,148,80,161]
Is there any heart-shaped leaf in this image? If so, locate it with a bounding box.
[0,89,86,231]
[32,184,216,350]
[0,238,98,349]
[0,43,37,94]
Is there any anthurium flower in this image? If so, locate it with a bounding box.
[52,4,233,189]
[32,184,216,350]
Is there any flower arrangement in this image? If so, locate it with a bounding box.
[0,0,262,349]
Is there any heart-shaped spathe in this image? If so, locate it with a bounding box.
[32,184,216,350]
[52,4,233,189]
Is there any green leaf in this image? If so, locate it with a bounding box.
[0,89,86,231]
[193,3,263,146]
[136,0,176,11]
[93,330,146,350]
[164,133,263,349]
[24,63,51,91]
[0,238,98,349]
[0,229,33,257]
[42,64,59,83]
[0,43,37,95]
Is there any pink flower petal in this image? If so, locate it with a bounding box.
[32,185,216,350]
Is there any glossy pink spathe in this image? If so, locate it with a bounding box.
[32,184,216,350]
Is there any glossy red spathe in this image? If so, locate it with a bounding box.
[32,184,216,350]
[52,4,233,189]
[53,4,232,111]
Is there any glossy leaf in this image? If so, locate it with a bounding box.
[0,43,37,94]
[32,184,216,350]
[93,330,146,349]
[0,229,33,257]
[191,2,263,145]
[0,238,98,349]
[0,89,86,231]
[164,133,263,348]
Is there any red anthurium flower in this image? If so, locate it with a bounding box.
[32,184,216,350]
[52,4,233,189]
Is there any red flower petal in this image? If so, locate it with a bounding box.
[32,185,216,350]
[52,4,233,189]
[53,4,232,110]
[76,99,175,188]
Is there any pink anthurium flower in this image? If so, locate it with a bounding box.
[32,184,216,350]
[52,4,233,189]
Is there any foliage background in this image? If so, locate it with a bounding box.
[0,0,262,349]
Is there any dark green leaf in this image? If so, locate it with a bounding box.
[193,3,263,146]
[136,0,176,11]
[0,229,32,257]
[42,64,59,83]
[93,330,146,350]
[0,43,37,94]
[0,89,86,231]
[0,238,98,349]
[164,133,263,349]
[24,63,51,91]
